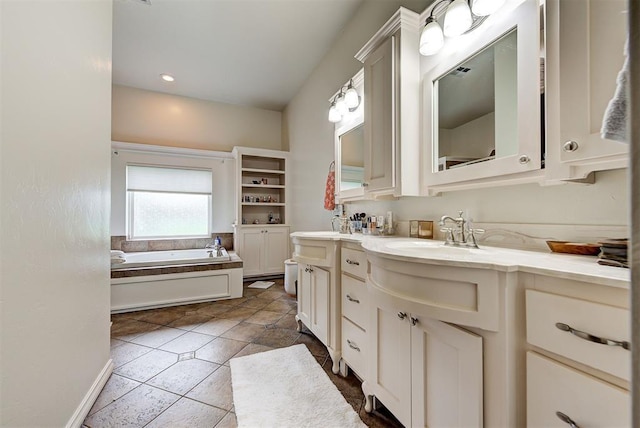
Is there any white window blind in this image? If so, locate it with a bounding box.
[127,165,212,194]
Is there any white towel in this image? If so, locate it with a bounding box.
[110,250,125,257]
[601,39,629,143]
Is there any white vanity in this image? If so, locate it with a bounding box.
[290,232,630,427]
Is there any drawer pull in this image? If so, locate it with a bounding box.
[555,322,630,350]
[347,339,360,352]
[346,259,360,266]
[397,312,407,320]
[556,411,580,428]
[346,294,360,304]
[410,316,419,326]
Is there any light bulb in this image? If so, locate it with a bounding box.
[444,0,472,37]
[160,73,175,82]
[335,92,348,115]
[471,0,505,16]
[344,84,359,109]
[419,17,444,56]
[328,102,341,123]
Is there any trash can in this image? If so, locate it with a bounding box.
[284,259,298,296]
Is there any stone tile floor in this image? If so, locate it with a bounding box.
[84,278,403,427]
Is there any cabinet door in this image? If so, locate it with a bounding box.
[411,318,483,428]
[545,0,628,180]
[297,264,312,328]
[310,266,329,345]
[263,226,289,274]
[364,35,395,193]
[369,291,412,427]
[238,228,264,277]
[527,352,630,427]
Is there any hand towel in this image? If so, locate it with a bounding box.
[324,162,336,211]
[601,39,629,143]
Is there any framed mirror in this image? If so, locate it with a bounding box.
[421,0,541,189]
[334,68,365,201]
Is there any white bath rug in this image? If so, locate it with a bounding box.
[230,344,366,428]
[247,280,274,289]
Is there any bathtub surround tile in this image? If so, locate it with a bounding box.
[111,342,153,368]
[196,337,248,364]
[185,366,233,410]
[244,310,284,326]
[192,318,240,336]
[220,322,266,342]
[147,358,219,395]
[159,331,215,354]
[121,240,149,253]
[145,397,227,428]
[88,374,141,416]
[129,326,186,348]
[84,384,179,428]
[114,349,178,382]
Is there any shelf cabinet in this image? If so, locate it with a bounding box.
[233,147,290,277]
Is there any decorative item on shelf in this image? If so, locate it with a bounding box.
[262,178,268,184]
[419,0,505,56]
[410,220,434,239]
[597,239,628,268]
[546,241,601,256]
[252,180,261,184]
[328,79,361,123]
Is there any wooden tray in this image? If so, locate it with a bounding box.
[546,241,601,256]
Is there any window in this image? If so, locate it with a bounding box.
[126,165,212,239]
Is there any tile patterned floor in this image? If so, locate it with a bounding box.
[85,278,403,428]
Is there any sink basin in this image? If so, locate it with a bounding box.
[383,240,490,257]
[295,231,341,237]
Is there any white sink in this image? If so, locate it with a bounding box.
[383,240,491,256]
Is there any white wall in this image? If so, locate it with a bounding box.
[0,1,113,426]
[112,85,282,152]
[110,145,236,236]
[284,0,629,233]
[284,0,430,232]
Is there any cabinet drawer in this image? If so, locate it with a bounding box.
[342,317,367,377]
[526,290,630,381]
[527,352,629,427]
[341,247,366,279]
[341,274,368,329]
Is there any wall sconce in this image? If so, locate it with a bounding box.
[419,0,505,56]
[328,79,361,123]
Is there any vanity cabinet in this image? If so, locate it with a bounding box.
[354,7,421,198]
[291,234,342,374]
[367,284,483,428]
[339,243,368,378]
[525,275,630,427]
[236,225,289,277]
[545,0,628,182]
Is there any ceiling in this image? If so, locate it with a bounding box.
[112,0,364,112]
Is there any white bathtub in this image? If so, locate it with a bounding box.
[112,248,231,269]
[110,248,242,313]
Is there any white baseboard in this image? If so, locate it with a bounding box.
[66,358,114,428]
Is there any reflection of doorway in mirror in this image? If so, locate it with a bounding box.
[340,124,364,190]
[437,30,518,170]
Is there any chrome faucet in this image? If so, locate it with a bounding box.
[331,216,351,234]
[439,211,483,248]
[205,241,224,257]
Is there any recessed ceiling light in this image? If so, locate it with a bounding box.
[160,74,175,82]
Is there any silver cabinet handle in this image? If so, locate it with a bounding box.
[410,316,419,326]
[397,312,407,320]
[518,155,530,164]
[346,259,360,266]
[346,295,360,304]
[556,411,580,428]
[555,322,630,350]
[347,339,361,352]
[563,140,579,152]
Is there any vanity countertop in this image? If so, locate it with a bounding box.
[289,232,629,289]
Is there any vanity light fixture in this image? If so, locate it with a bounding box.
[327,79,361,123]
[160,73,175,82]
[420,0,497,56]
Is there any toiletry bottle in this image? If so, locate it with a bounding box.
[214,236,221,247]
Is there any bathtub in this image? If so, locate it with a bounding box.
[112,248,231,269]
[110,248,243,313]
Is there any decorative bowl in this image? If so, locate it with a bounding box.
[546,241,601,256]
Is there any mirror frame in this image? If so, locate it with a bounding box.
[421,0,541,190]
[334,68,365,202]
